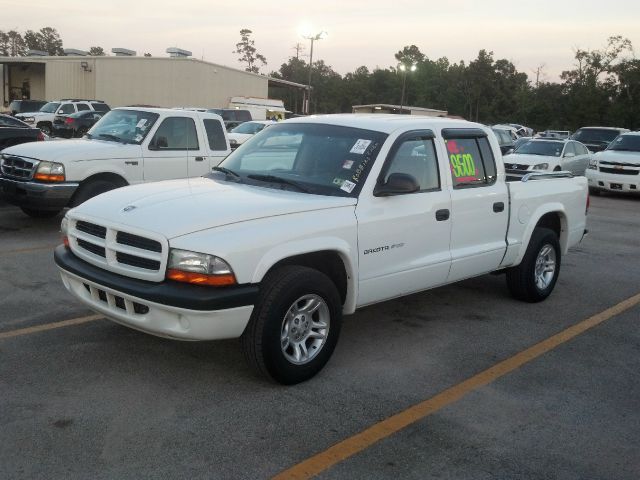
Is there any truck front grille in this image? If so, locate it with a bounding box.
[0,155,37,180]
[82,283,149,315]
[69,218,168,282]
[599,167,639,176]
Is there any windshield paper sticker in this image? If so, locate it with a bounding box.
[350,139,372,154]
[136,119,147,129]
[446,140,478,182]
[340,180,356,193]
[332,177,344,185]
[134,134,143,142]
[342,160,354,169]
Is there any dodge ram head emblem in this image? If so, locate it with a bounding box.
[512,164,518,170]
[122,205,137,212]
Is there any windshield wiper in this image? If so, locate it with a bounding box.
[211,166,241,181]
[247,174,310,193]
[97,133,124,143]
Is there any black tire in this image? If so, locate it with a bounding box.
[241,266,342,385]
[553,166,562,171]
[37,122,52,136]
[71,180,119,206]
[76,127,88,138]
[588,187,601,196]
[506,227,561,303]
[20,207,61,218]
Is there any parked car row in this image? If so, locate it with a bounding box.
[14,99,111,136]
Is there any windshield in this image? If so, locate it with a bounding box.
[492,129,512,145]
[87,109,159,144]
[606,135,640,152]
[514,141,564,157]
[231,122,269,134]
[40,102,60,113]
[217,123,387,197]
[572,128,620,144]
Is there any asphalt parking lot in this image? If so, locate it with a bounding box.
[1,194,639,480]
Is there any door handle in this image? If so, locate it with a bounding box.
[435,209,450,221]
[493,202,505,213]
[124,161,138,166]
[195,156,204,162]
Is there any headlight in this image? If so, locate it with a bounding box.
[533,163,549,170]
[588,159,598,170]
[167,248,236,286]
[34,161,65,182]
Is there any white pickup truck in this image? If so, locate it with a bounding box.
[54,115,589,384]
[0,108,230,217]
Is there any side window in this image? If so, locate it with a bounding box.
[76,103,91,112]
[577,143,589,155]
[203,119,228,151]
[563,142,575,156]
[150,117,199,150]
[58,104,75,115]
[446,136,496,188]
[383,138,440,192]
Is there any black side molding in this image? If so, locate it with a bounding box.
[54,246,260,311]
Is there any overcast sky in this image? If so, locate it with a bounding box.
[3,0,639,81]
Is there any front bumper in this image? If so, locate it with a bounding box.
[586,169,640,194]
[54,246,259,340]
[0,177,79,209]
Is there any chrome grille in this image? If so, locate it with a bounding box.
[599,167,639,176]
[0,155,37,180]
[68,217,168,282]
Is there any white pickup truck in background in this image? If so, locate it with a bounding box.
[54,115,589,384]
[0,107,230,217]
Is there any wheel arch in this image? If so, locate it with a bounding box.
[69,172,129,207]
[514,207,568,266]
[252,243,357,314]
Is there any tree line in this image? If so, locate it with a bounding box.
[0,27,104,56]
[269,36,640,131]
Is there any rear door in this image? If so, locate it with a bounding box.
[202,117,231,168]
[444,128,509,282]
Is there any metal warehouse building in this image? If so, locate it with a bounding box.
[0,50,305,109]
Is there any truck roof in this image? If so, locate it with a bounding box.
[284,114,484,135]
[115,106,223,120]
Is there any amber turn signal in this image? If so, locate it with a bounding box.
[166,269,236,286]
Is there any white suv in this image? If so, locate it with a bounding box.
[16,99,110,136]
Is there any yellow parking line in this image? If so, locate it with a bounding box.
[0,314,102,340]
[273,292,640,480]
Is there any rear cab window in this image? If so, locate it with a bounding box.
[442,128,497,188]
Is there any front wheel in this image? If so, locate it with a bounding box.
[71,180,119,206]
[506,227,561,303]
[588,187,601,196]
[241,266,342,385]
[36,122,52,136]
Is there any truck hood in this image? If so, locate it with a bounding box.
[70,177,357,239]
[595,150,640,165]
[503,154,559,166]
[1,138,140,163]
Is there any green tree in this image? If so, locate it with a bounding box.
[6,30,25,56]
[88,46,105,56]
[0,31,9,56]
[24,27,63,55]
[233,29,267,73]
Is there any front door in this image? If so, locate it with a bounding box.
[143,116,194,182]
[444,129,509,282]
[356,131,452,306]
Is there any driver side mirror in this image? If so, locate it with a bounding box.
[563,152,575,158]
[374,173,420,197]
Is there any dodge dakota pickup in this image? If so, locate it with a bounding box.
[1,107,230,217]
[54,115,589,384]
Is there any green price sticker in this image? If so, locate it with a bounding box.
[449,153,477,178]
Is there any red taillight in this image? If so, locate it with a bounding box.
[37,131,45,141]
[586,194,590,215]
[65,118,74,125]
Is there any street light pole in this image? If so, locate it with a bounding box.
[302,30,326,115]
[398,63,417,114]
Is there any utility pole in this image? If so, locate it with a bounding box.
[292,43,305,60]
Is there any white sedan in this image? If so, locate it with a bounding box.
[503,139,591,175]
[227,120,276,149]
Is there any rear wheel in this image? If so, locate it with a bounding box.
[588,187,601,196]
[71,179,120,206]
[506,227,561,303]
[20,207,61,218]
[76,127,88,138]
[241,266,342,385]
